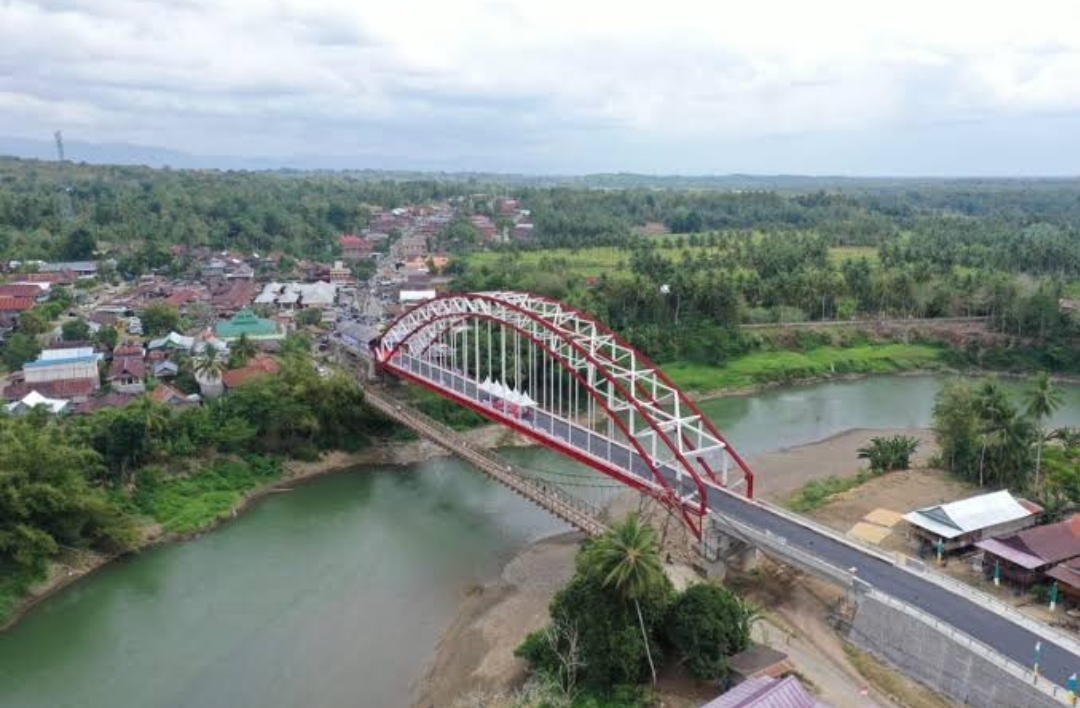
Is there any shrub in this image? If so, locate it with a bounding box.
[664,583,757,680]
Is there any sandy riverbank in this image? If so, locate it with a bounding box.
[415,426,938,707]
[1,422,533,634]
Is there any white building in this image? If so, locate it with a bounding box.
[6,391,69,415]
[24,348,101,385]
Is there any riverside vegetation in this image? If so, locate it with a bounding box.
[0,350,393,624]
[508,515,758,708]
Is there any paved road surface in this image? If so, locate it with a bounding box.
[394,354,1080,686]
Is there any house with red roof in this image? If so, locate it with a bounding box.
[340,234,372,261]
[222,355,281,389]
[0,296,35,316]
[107,356,146,394]
[977,514,1080,586]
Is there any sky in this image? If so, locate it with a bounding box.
[3,0,1080,174]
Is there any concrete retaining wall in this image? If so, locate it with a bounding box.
[849,594,1066,708]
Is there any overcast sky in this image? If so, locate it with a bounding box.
[4,0,1080,174]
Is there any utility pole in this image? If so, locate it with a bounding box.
[54,130,75,222]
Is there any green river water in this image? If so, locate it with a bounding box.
[3,375,1080,708]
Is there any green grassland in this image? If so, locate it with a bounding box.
[828,245,879,263]
[466,244,875,279]
[132,457,283,535]
[663,342,947,393]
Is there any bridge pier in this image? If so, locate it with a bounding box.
[695,520,760,580]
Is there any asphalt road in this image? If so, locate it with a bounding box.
[395,354,1080,686]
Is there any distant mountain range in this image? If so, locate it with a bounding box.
[2,135,1074,191]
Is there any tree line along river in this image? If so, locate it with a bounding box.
[3,375,1080,708]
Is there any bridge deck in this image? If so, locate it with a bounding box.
[384,353,1080,690]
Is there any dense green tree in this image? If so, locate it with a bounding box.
[61,318,91,342]
[583,514,669,684]
[0,414,138,577]
[295,308,323,327]
[17,308,48,336]
[663,583,757,680]
[94,325,119,351]
[2,332,40,370]
[61,227,96,260]
[140,303,179,337]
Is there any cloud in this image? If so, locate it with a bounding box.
[4,0,1080,172]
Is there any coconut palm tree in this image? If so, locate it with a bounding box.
[1026,372,1063,491]
[192,345,227,398]
[585,513,665,684]
[231,334,257,367]
[974,381,1012,487]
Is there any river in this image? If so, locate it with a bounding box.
[3,374,1080,708]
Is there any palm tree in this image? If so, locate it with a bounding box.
[585,514,665,684]
[231,334,257,367]
[974,381,1012,487]
[1026,372,1063,491]
[193,345,226,384]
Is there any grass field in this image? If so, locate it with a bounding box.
[467,243,878,279]
[135,457,283,534]
[662,342,947,393]
[467,247,632,278]
[828,246,879,263]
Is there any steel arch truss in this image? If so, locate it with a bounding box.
[373,291,755,538]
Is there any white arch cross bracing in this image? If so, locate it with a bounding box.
[374,291,755,537]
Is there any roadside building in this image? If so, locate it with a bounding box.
[976,514,1080,586]
[340,235,372,260]
[904,490,1042,552]
[698,675,829,708]
[214,308,284,342]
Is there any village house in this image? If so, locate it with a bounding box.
[222,355,281,390]
[5,391,69,416]
[699,676,829,708]
[904,490,1042,552]
[0,296,35,321]
[0,283,49,301]
[210,280,260,316]
[977,514,1080,586]
[328,261,351,284]
[107,355,146,394]
[42,261,98,278]
[397,235,428,260]
[151,383,201,408]
[340,234,372,260]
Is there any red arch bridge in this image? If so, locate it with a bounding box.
[368,291,1080,698]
